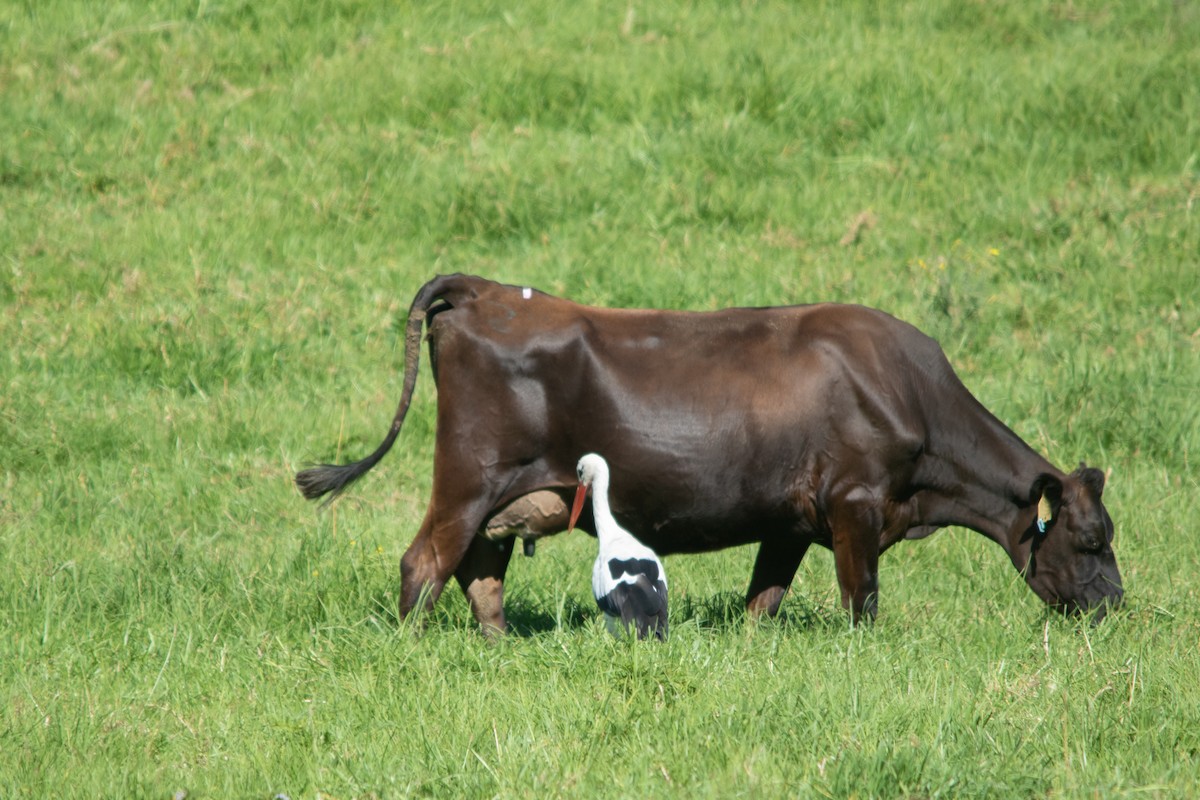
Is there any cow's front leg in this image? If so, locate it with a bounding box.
[830,501,882,625]
[455,534,514,637]
[746,536,810,619]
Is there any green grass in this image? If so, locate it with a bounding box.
[2,0,1199,796]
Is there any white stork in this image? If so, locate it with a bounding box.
[568,453,668,641]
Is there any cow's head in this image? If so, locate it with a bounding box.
[1020,465,1123,621]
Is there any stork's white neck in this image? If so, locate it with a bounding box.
[579,454,643,550]
[589,464,619,542]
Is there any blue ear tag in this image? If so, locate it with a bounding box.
[1036,494,1052,535]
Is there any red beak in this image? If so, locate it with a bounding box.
[567,482,589,532]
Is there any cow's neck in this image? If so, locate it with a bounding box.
[917,396,1058,557]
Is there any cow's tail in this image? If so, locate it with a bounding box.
[295,275,465,506]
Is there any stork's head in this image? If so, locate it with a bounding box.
[575,453,607,486]
[568,453,609,532]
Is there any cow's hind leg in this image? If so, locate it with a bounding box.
[399,496,494,626]
[746,536,810,619]
[454,534,514,637]
[457,490,570,636]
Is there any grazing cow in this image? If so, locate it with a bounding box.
[296,274,1123,634]
[571,453,669,641]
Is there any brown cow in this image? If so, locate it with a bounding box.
[296,274,1122,634]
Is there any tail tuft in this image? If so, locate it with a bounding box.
[295,462,367,505]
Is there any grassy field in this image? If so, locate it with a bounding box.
[3,0,1199,796]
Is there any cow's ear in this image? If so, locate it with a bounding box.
[1074,462,1106,498]
[1030,473,1064,523]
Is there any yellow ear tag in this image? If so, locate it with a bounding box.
[1036,495,1053,534]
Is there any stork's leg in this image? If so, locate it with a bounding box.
[746,536,810,618]
[829,501,881,625]
[454,534,515,637]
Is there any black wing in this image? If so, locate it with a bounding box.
[599,573,668,642]
[607,557,660,584]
